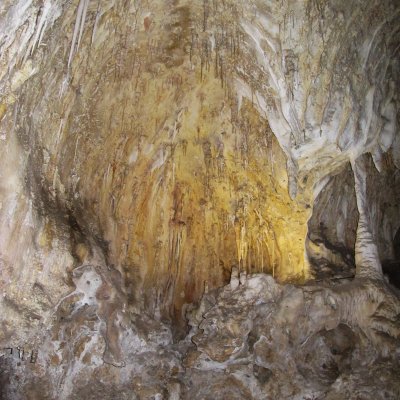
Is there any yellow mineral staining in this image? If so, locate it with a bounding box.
[37,221,54,251]
[73,63,311,317]
[0,103,6,121]
[74,243,90,263]
[10,59,36,93]
[12,0,313,321]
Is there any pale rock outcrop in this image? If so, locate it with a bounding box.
[1,271,399,399]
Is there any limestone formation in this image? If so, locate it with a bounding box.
[0,0,399,399]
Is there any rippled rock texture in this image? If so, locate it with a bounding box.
[0,0,399,398]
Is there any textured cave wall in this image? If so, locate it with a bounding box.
[1,0,314,334]
[0,1,400,399]
[0,0,399,357]
[307,163,358,279]
[308,154,400,281]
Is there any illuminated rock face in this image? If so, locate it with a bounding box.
[0,0,399,398]
[0,0,314,328]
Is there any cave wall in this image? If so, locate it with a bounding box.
[0,1,400,398]
[308,154,400,281]
[307,163,358,279]
[0,0,399,344]
[1,0,314,333]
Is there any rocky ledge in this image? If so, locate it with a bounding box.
[1,270,399,400]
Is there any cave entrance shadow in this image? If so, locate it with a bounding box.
[382,227,400,289]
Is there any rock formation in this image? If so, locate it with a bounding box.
[0,0,399,398]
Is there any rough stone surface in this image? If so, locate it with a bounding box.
[1,273,400,399]
[0,0,399,398]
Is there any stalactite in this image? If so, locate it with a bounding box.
[68,0,89,69]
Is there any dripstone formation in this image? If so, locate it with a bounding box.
[0,0,399,399]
